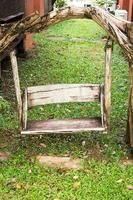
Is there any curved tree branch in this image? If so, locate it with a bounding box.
[0,6,133,60]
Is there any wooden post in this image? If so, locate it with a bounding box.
[0,62,1,80]
[10,51,22,129]
[127,62,133,147]
[0,62,2,99]
[104,38,113,128]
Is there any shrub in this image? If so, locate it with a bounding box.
[96,0,116,6]
[55,0,66,8]
[0,98,11,112]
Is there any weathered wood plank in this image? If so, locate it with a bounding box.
[85,8,133,60]
[0,34,24,62]
[27,84,101,107]
[22,89,28,130]
[100,84,105,127]
[0,63,1,79]
[21,118,105,135]
[127,62,133,147]
[104,38,113,128]
[10,51,22,128]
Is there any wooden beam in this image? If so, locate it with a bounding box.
[0,62,1,80]
[87,6,130,33]
[104,38,113,128]
[85,8,133,60]
[127,62,133,147]
[0,34,24,62]
[27,84,101,107]
[21,118,105,135]
[10,51,22,129]
[100,84,105,128]
[22,89,28,130]
[0,7,133,60]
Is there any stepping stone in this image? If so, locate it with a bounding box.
[36,156,82,170]
[0,152,10,161]
[47,36,65,41]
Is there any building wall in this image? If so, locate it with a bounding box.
[119,0,133,21]
[0,0,56,52]
[0,0,54,61]
[128,0,133,21]
[25,0,54,50]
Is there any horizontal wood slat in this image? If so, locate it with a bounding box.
[27,84,101,107]
[21,118,106,135]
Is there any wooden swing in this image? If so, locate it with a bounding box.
[10,37,113,135]
[1,6,133,145]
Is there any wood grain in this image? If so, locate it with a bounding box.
[21,118,105,135]
[22,89,28,130]
[1,7,133,60]
[27,84,101,107]
[10,51,22,128]
[104,39,113,128]
[100,84,105,127]
[127,62,133,147]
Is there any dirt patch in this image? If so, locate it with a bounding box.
[0,131,13,148]
[121,159,133,166]
[121,151,133,166]
[36,155,82,170]
[86,147,105,161]
[84,142,106,162]
[0,151,10,161]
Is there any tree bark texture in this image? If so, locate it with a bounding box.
[0,7,133,60]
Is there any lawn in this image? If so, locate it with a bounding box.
[0,19,133,200]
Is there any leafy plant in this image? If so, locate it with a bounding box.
[55,0,66,8]
[96,0,105,6]
[0,98,10,112]
[96,0,116,6]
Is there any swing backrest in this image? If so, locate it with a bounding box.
[27,84,102,108]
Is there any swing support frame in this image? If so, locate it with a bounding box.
[2,5,132,146]
[10,37,113,135]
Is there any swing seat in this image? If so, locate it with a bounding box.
[21,84,106,135]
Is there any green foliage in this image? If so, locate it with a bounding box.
[96,0,105,6]
[96,0,116,6]
[55,0,66,8]
[0,98,10,112]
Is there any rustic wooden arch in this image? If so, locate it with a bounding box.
[1,6,133,146]
[1,7,133,58]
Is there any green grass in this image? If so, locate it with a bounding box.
[0,19,133,200]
